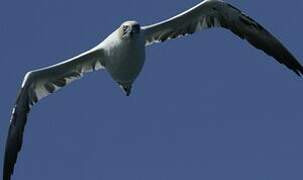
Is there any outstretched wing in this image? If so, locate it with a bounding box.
[142,0,303,76]
[3,47,105,180]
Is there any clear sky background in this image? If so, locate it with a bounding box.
[1,0,303,180]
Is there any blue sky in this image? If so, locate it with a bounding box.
[1,0,303,179]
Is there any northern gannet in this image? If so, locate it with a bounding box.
[3,1,302,180]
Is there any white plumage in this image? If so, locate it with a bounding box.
[3,1,302,180]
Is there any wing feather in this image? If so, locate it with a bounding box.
[142,0,303,76]
[3,47,105,180]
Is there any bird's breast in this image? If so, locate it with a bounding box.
[103,36,145,85]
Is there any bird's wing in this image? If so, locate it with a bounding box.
[3,47,105,180]
[142,0,303,76]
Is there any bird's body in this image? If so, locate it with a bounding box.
[101,22,146,94]
[3,1,303,180]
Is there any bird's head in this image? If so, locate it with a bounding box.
[119,21,141,39]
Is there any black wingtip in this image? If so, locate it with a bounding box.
[3,153,12,180]
[296,65,303,77]
[286,56,303,77]
[3,104,30,180]
[3,125,17,180]
[294,69,302,77]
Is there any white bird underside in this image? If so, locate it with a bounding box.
[3,1,302,180]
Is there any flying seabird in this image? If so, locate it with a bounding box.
[3,0,302,179]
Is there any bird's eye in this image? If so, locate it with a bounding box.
[122,25,129,32]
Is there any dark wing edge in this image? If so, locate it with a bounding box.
[3,86,32,180]
[142,0,303,76]
[3,88,30,180]
[3,48,105,180]
[222,3,303,76]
